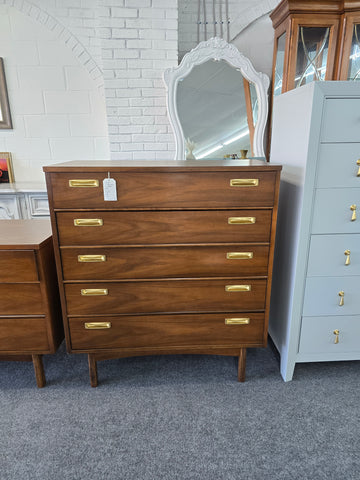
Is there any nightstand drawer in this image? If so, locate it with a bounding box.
[0,284,43,315]
[0,317,49,352]
[316,143,360,188]
[49,171,277,209]
[303,276,360,317]
[69,313,265,350]
[307,234,360,276]
[57,210,272,246]
[321,98,360,143]
[64,279,267,315]
[312,188,360,234]
[299,315,360,355]
[0,250,38,282]
[61,245,270,280]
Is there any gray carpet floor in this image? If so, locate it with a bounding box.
[1,340,359,480]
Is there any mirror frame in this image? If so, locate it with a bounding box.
[163,37,269,160]
[0,58,12,130]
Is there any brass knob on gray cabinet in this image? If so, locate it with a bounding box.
[333,329,340,344]
[357,159,360,177]
[338,291,344,306]
[350,204,357,221]
[344,250,351,266]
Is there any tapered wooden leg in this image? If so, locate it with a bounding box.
[88,354,98,387]
[237,348,247,382]
[32,354,46,388]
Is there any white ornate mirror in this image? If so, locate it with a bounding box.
[163,37,269,160]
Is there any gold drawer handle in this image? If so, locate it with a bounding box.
[74,219,103,227]
[333,329,339,344]
[225,318,250,325]
[81,288,108,296]
[85,322,111,330]
[225,285,251,292]
[357,159,360,177]
[226,252,253,260]
[350,204,357,221]
[338,291,344,306]
[69,179,99,187]
[78,255,106,263]
[344,250,350,266]
[230,179,259,187]
[228,217,256,225]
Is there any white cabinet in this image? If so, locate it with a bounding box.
[269,81,360,381]
[0,183,49,219]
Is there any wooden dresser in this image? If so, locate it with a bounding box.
[0,220,64,387]
[270,81,360,381]
[44,160,281,386]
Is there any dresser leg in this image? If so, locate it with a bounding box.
[88,354,98,387]
[32,354,46,388]
[238,348,246,382]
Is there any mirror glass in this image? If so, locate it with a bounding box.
[176,59,256,159]
[163,38,269,161]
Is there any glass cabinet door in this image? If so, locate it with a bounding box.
[346,23,360,81]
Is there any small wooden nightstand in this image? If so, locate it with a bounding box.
[0,220,64,387]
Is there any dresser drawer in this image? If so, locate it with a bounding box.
[311,188,360,234]
[307,234,360,276]
[299,315,360,355]
[64,279,267,315]
[0,250,38,282]
[49,171,277,209]
[0,317,49,352]
[321,98,360,143]
[56,210,272,246]
[61,245,270,280]
[0,284,43,315]
[316,143,360,188]
[303,276,360,317]
[68,313,265,350]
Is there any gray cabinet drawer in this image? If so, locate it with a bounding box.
[299,315,360,355]
[312,188,360,234]
[303,276,360,316]
[307,234,360,276]
[316,143,360,188]
[321,99,360,143]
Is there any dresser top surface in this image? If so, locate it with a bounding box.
[0,220,52,249]
[43,159,282,173]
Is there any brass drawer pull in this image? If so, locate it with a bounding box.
[228,217,256,225]
[338,291,344,306]
[357,159,360,177]
[69,179,99,187]
[78,255,106,263]
[350,204,357,221]
[74,219,103,227]
[85,322,111,330]
[333,329,339,344]
[81,288,108,296]
[225,318,250,325]
[226,252,253,260]
[344,250,350,266]
[225,285,251,292]
[230,179,259,187]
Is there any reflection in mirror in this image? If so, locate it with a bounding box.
[164,37,269,160]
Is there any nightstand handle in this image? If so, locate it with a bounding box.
[85,322,111,330]
[338,291,344,306]
[228,217,256,224]
[78,255,107,263]
[333,329,340,344]
[69,179,99,187]
[356,159,360,177]
[225,285,251,292]
[225,318,250,325]
[226,252,253,260]
[344,250,350,266]
[230,179,259,187]
[74,219,103,227]
[81,288,108,296]
[350,204,357,221]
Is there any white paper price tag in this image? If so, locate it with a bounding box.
[103,177,117,201]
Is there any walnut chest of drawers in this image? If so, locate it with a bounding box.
[44,160,281,386]
[0,220,64,387]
